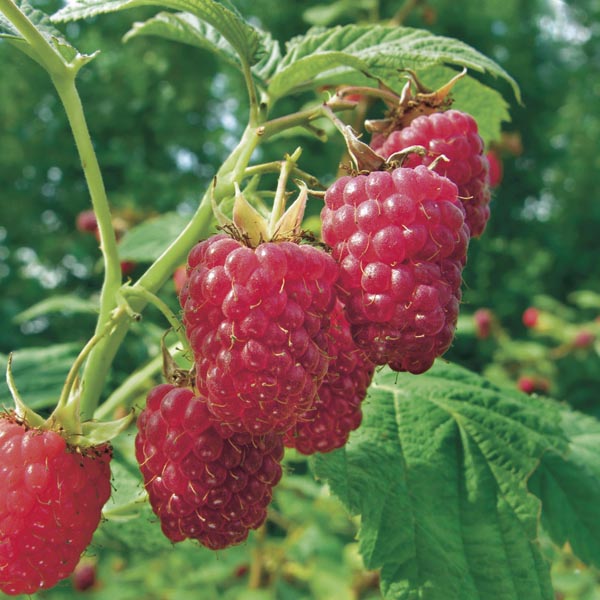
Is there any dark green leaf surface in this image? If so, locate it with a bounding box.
[0,344,79,410]
[268,24,520,103]
[314,362,564,600]
[117,211,190,262]
[529,409,600,568]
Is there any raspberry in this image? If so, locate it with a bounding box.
[135,384,284,550]
[0,414,112,596]
[321,165,469,373]
[486,149,503,188]
[285,301,374,454]
[371,110,491,237]
[179,235,339,435]
[473,308,493,339]
[522,307,539,328]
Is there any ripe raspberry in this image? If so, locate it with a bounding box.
[284,301,375,454]
[522,307,539,328]
[135,384,284,550]
[473,308,494,339]
[321,165,469,374]
[371,110,491,237]
[486,149,503,188]
[179,236,339,435]
[0,414,112,596]
[76,210,99,234]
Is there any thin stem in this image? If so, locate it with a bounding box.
[248,525,267,589]
[242,62,260,126]
[244,162,323,189]
[54,78,123,420]
[260,99,357,141]
[94,344,180,420]
[57,311,124,409]
[85,125,263,417]
[120,286,191,356]
[268,148,302,235]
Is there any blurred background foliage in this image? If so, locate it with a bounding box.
[1,0,599,598]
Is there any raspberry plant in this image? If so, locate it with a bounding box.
[1,1,599,599]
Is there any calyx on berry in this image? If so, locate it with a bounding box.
[5,354,133,448]
[211,147,309,247]
[365,68,467,140]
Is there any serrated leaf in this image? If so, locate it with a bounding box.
[123,11,240,69]
[52,0,267,68]
[13,294,98,324]
[529,409,600,569]
[0,344,79,410]
[313,362,563,600]
[117,211,190,262]
[0,0,90,66]
[123,11,280,84]
[269,24,520,104]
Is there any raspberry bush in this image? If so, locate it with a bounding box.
[1,1,599,599]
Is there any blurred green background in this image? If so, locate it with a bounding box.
[1,0,599,598]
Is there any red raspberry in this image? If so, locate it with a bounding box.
[473,308,494,339]
[284,301,375,454]
[76,210,99,234]
[135,384,284,550]
[179,236,339,435]
[0,414,112,596]
[486,149,503,188]
[517,376,536,394]
[321,165,469,374]
[371,110,491,237]
[173,265,187,295]
[522,307,539,328]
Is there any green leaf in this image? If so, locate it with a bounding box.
[117,211,190,262]
[97,456,174,554]
[313,362,562,600]
[0,344,79,410]
[52,0,267,68]
[268,24,520,103]
[268,51,369,101]
[123,11,240,69]
[0,0,90,66]
[529,409,600,569]
[123,12,280,84]
[13,294,98,324]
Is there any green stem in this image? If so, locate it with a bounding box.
[268,147,302,234]
[244,163,323,189]
[54,77,123,420]
[120,286,191,356]
[260,99,356,141]
[82,124,263,417]
[93,345,171,420]
[57,312,124,409]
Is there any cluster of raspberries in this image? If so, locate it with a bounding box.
[135,108,489,551]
